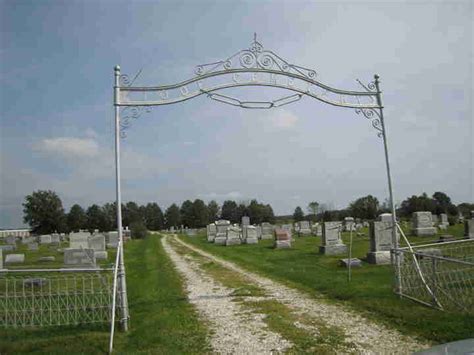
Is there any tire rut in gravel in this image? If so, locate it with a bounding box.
[161,235,292,354]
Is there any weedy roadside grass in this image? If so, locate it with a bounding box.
[1,234,211,354]
[179,224,474,344]
[168,236,353,353]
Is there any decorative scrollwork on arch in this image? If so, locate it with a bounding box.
[120,106,152,138]
[193,34,318,81]
[355,108,383,138]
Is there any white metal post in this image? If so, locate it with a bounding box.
[374,74,401,293]
[114,65,129,331]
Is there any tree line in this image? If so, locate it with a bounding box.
[292,192,473,224]
[22,190,275,235]
[22,190,473,235]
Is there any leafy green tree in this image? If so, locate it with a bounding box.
[399,193,436,217]
[86,204,109,232]
[349,195,379,220]
[432,191,458,215]
[23,190,65,234]
[67,204,87,232]
[102,202,117,231]
[122,201,141,227]
[307,201,319,221]
[142,202,164,230]
[458,203,474,218]
[165,204,181,228]
[262,204,275,223]
[293,206,304,222]
[192,199,209,227]
[248,200,263,224]
[207,200,220,223]
[221,200,238,223]
[180,200,194,227]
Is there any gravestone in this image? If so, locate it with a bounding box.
[39,235,52,244]
[362,221,370,228]
[344,217,355,232]
[439,213,449,230]
[186,229,197,237]
[255,225,262,240]
[89,235,106,251]
[51,234,61,244]
[243,226,258,244]
[22,236,36,244]
[69,232,90,249]
[5,235,16,245]
[64,248,96,267]
[411,211,437,236]
[261,222,274,240]
[431,214,439,225]
[465,220,474,239]
[241,216,250,227]
[226,227,241,246]
[298,221,312,235]
[207,223,217,242]
[39,256,55,262]
[367,221,396,265]
[339,258,362,268]
[281,224,293,238]
[0,245,15,252]
[28,242,39,251]
[214,220,230,245]
[378,213,393,223]
[315,224,322,237]
[107,231,119,248]
[94,251,108,260]
[274,229,291,249]
[319,222,347,255]
[5,254,25,264]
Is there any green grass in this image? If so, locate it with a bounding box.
[179,225,474,344]
[0,235,211,354]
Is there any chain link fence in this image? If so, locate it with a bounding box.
[0,268,121,327]
[392,239,474,313]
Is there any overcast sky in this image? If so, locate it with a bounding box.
[1,0,473,228]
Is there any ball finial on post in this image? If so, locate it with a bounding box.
[114,65,121,73]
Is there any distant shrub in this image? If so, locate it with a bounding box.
[130,220,148,239]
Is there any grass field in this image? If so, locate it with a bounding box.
[179,223,474,344]
[0,235,210,354]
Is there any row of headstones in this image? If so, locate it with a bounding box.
[412,211,474,238]
[0,231,124,269]
[206,220,260,246]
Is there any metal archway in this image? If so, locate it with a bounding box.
[109,35,399,351]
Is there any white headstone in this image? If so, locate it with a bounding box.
[241,216,250,226]
[107,231,119,248]
[64,248,96,267]
[439,213,449,229]
[298,221,311,235]
[465,220,474,239]
[5,254,25,264]
[226,227,241,246]
[94,251,108,260]
[69,232,90,249]
[39,235,52,244]
[412,212,437,236]
[89,235,106,251]
[320,222,347,255]
[207,223,217,242]
[367,221,397,264]
[378,213,393,223]
[344,217,355,232]
[243,225,258,244]
[261,222,274,240]
[214,220,230,245]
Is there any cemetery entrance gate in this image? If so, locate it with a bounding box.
[114,35,400,352]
